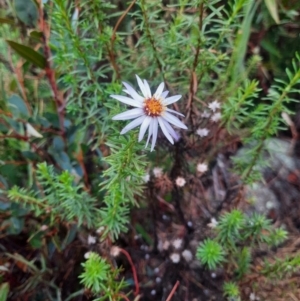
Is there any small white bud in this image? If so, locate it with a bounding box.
[207,217,218,229]
[110,246,121,257]
[182,249,193,262]
[170,253,180,263]
[197,163,208,173]
[151,290,156,295]
[143,173,150,183]
[208,100,221,112]
[175,177,186,187]
[40,225,48,231]
[153,167,163,178]
[211,112,221,122]
[87,235,96,245]
[96,226,105,234]
[201,110,210,118]
[172,238,183,250]
[84,251,92,259]
[196,128,210,137]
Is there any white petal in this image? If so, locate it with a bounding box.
[138,116,152,142]
[26,123,43,138]
[143,79,152,98]
[122,82,144,102]
[164,120,179,141]
[136,75,148,98]
[120,115,146,134]
[151,118,158,151]
[166,108,185,117]
[158,117,174,144]
[154,82,164,98]
[145,121,153,148]
[164,95,182,106]
[111,95,143,108]
[162,112,187,129]
[112,108,144,120]
[161,91,169,99]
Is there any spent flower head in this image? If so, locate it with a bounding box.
[196,128,209,137]
[111,75,187,151]
[175,176,186,187]
[211,112,222,122]
[208,100,221,112]
[201,110,210,118]
[197,162,208,173]
[170,253,181,263]
[172,238,183,249]
[153,167,163,178]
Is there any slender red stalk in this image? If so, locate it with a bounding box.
[166,280,180,301]
[119,248,139,296]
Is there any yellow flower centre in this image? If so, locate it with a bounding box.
[144,98,164,117]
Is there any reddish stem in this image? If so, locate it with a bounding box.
[119,248,139,296]
[166,280,180,301]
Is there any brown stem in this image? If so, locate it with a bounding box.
[186,3,204,132]
[37,0,65,136]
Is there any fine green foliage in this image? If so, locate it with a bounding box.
[217,209,245,248]
[79,252,111,294]
[0,0,299,299]
[79,252,127,300]
[231,54,300,183]
[99,133,148,240]
[8,162,101,228]
[262,255,300,280]
[223,281,240,300]
[196,209,290,287]
[196,239,225,270]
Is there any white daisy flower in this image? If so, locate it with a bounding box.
[111,75,188,151]
[208,100,221,112]
[196,128,209,137]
